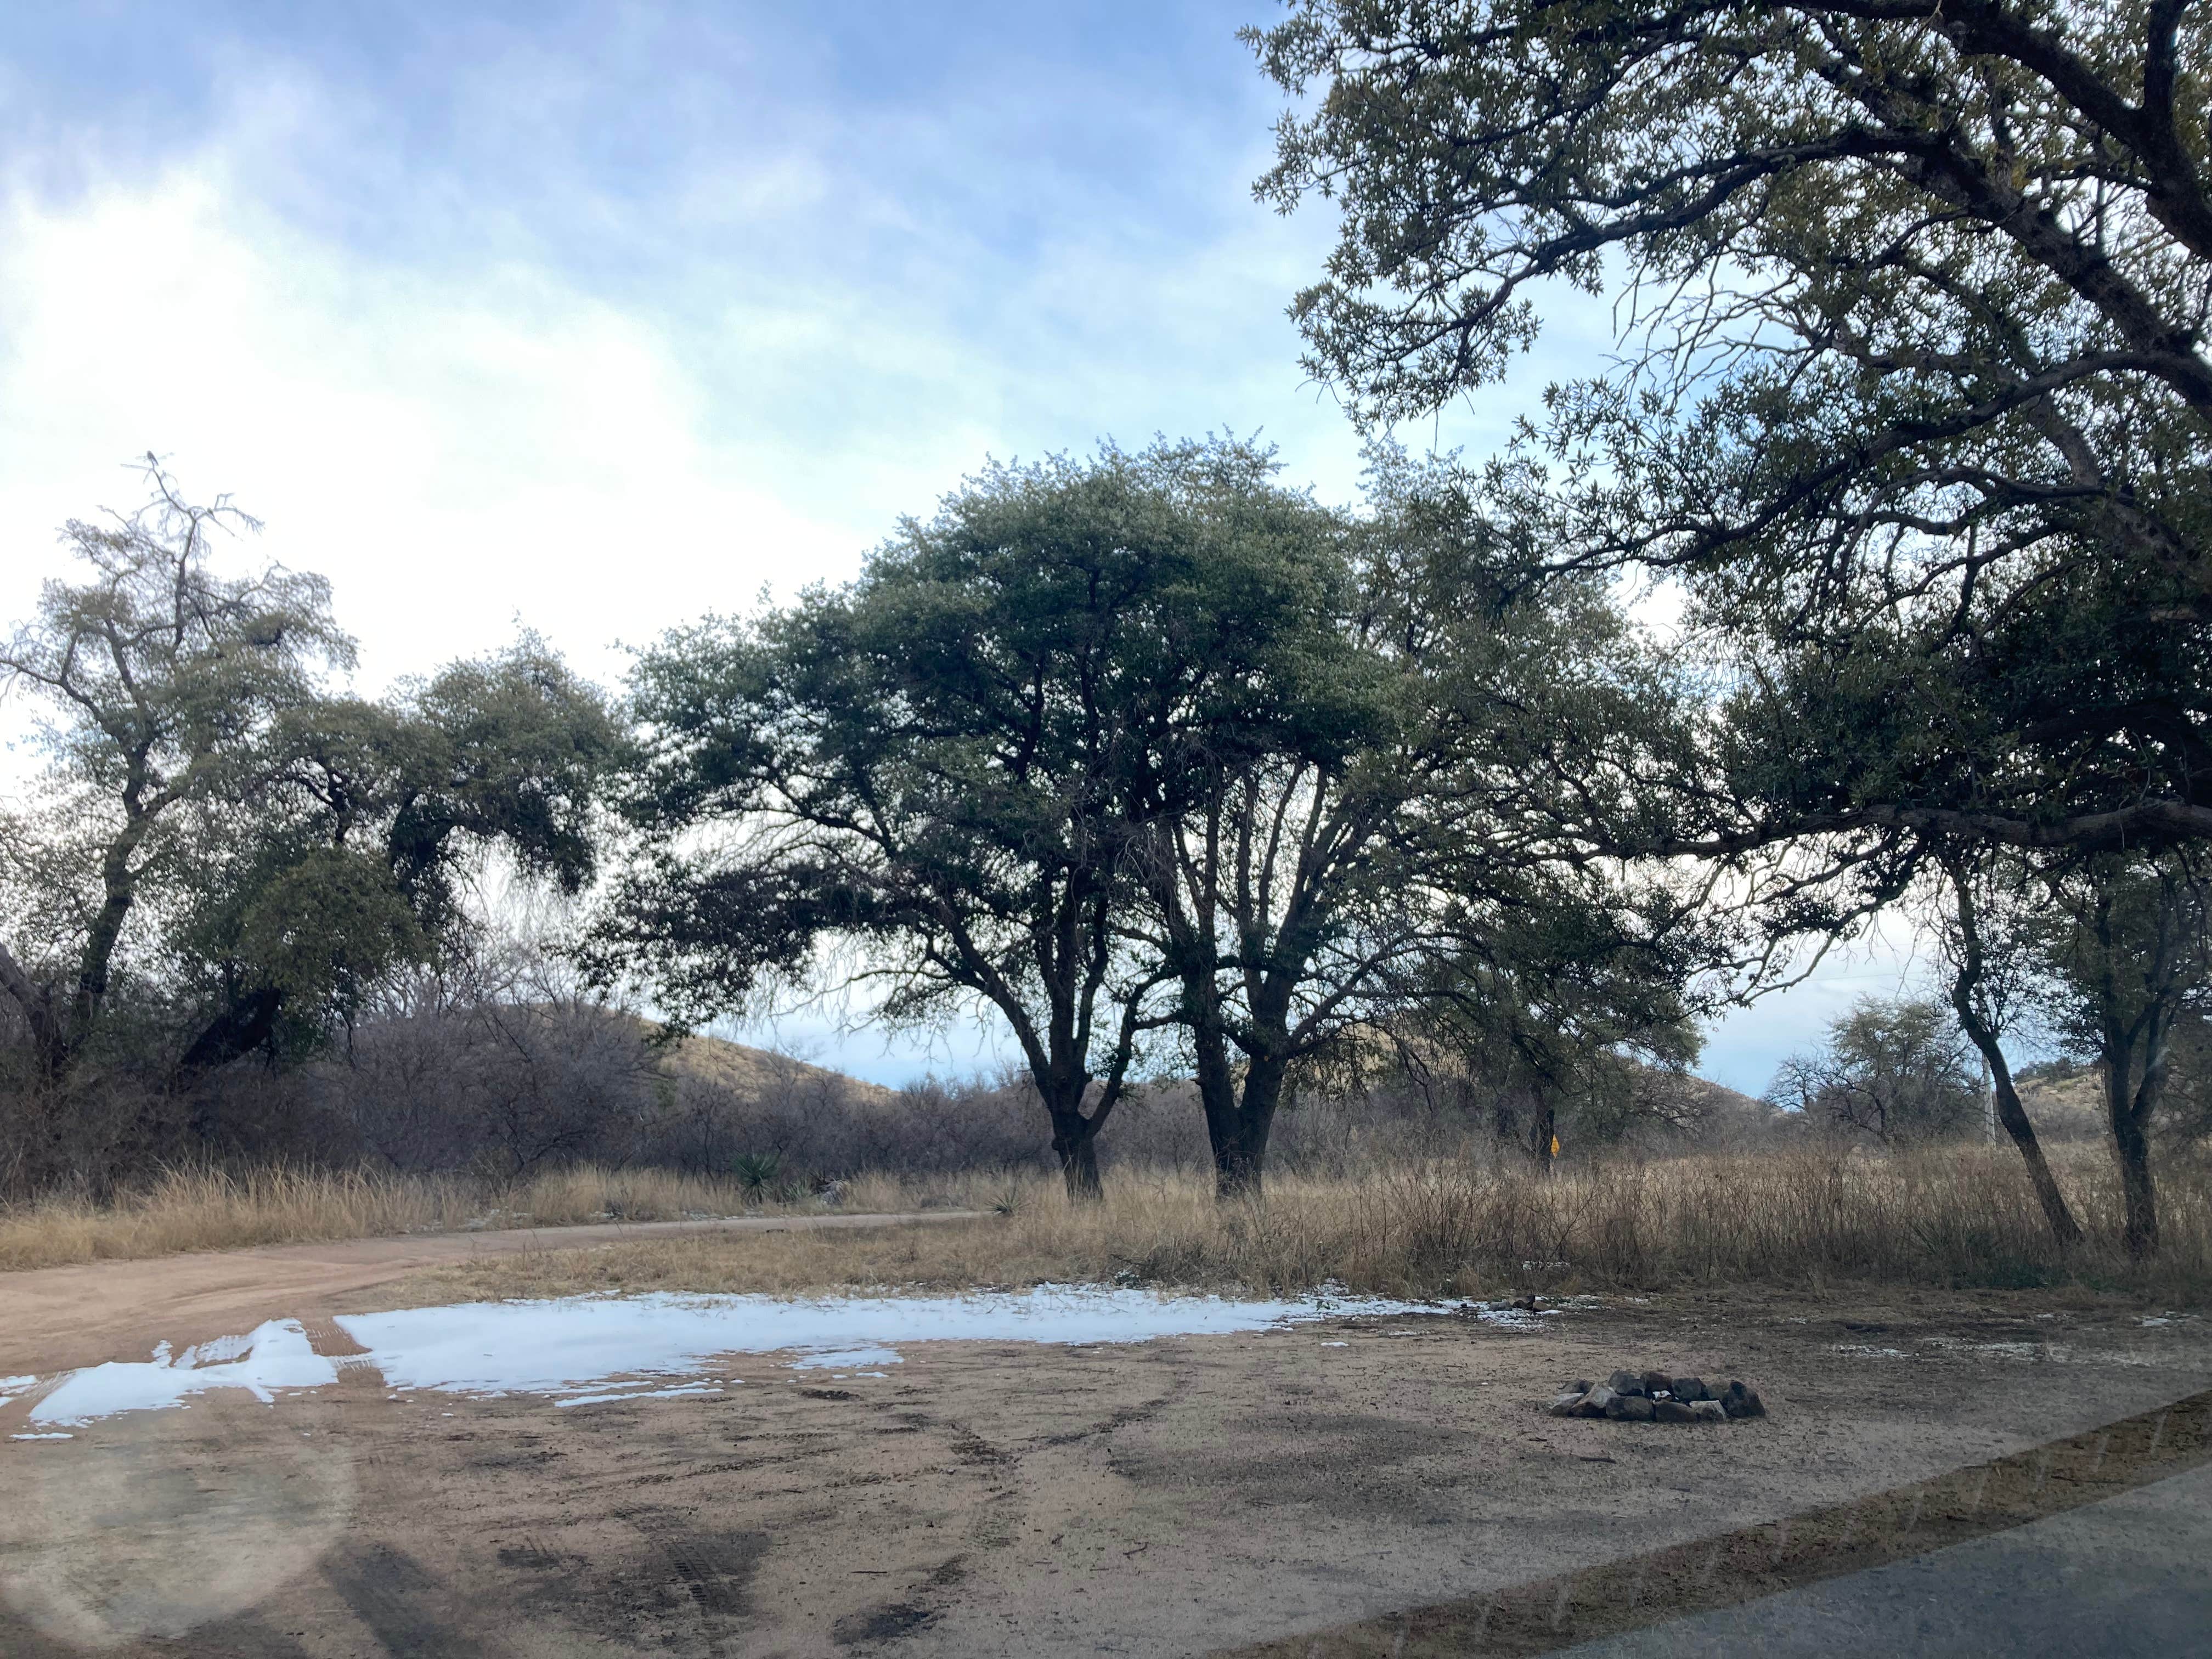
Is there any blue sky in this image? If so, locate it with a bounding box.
[0,1,1922,1091]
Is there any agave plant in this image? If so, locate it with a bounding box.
[730,1150,782,1205]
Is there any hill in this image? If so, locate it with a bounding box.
[645,1023,895,1105]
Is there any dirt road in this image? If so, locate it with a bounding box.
[0,1211,984,1378]
[3,1272,2208,1656]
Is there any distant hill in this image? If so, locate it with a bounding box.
[2015,1065,2108,1142]
[1671,1071,1798,1146]
[656,1027,894,1103]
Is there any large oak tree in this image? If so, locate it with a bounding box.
[1251,0,2212,1247]
[598,439,1350,1198]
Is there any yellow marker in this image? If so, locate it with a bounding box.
[1550,1134,1560,1159]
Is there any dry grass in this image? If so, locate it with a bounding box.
[10,1146,2209,1302]
[370,1145,2212,1309]
[0,1164,1007,1274]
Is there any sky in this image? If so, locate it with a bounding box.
[0,1,1928,1092]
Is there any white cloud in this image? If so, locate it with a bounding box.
[0,163,888,697]
[1696,909,1938,1095]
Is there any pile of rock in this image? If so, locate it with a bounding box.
[1548,1369,1765,1423]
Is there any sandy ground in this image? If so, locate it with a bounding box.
[1,1248,2209,1656]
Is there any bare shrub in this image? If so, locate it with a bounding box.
[317,986,656,1176]
[1767,998,1986,1147]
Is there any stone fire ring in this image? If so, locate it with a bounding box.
[1548,1369,1766,1423]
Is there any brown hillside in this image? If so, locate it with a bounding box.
[2015,1068,2108,1142]
[658,1028,895,1103]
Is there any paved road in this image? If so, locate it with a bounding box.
[0,1209,986,1376]
[1562,1462,2212,1657]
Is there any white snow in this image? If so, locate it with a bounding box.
[787,1345,903,1371]
[12,1285,1488,1427]
[334,1285,1426,1404]
[27,1320,338,1426]
[556,1383,727,1408]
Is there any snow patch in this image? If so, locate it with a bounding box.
[12,1285,1471,1426]
[556,1383,727,1409]
[335,1285,1427,1405]
[1928,1338,2047,1361]
[27,1321,338,1426]
[787,1346,902,1371]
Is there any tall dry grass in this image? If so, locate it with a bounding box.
[373,1144,2212,1308]
[8,1147,2207,1298]
[0,1164,1006,1274]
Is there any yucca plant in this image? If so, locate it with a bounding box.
[730,1151,783,1205]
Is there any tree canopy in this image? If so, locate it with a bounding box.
[605,437,1724,1195]
[0,466,622,1114]
[1250,0,2212,860]
[601,438,1362,1195]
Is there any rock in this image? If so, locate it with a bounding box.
[1652,1399,1697,1423]
[1549,1390,1590,1417]
[1688,1400,1727,1423]
[1720,1380,1767,1419]
[1671,1375,1710,1402]
[1567,1379,1594,1395]
[1576,1385,1618,1418]
[1641,1369,1674,1399]
[1605,1369,1646,1397]
[1605,1393,1657,1423]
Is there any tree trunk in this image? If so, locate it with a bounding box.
[1948,983,2084,1246]
[1054,1124,1103,1202]
[1211,1060,1285,1200]
[67,812,157,1062]
[2113,1119,2159,1260]
[173,986,285,1086]
[1942,864,2084,1246]
[0,939,71,1082]
[2106,1059,2161,1259]
[1530,1094,1556,1172]
[1177,972,1284,1200]
[1046,1079,1104,1202]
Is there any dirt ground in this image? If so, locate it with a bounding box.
[2,1237,2209,1656]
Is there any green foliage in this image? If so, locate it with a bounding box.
[729,1150,783,1203]
[600,437,1361,1193]
[605,435,1725,1195]
[1130,449,1724,1188]
[0,469,621,1089]
[0,463,353,1076]
[2019,850,2212,1252]
[1935,844,2212,1253]
[1250,1,2212,866]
